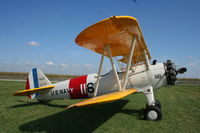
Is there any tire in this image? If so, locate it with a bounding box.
[144,106,162,121]
[155,99,161,109]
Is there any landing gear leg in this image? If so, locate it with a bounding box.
[142,86,162,121]
[155,99,161,109]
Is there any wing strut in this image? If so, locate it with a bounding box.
[122,36,137,91]
[143,50,150,69]
[94,47,106,97]
[106,45,122,91]
[94,44,123,96]
[143,50,154,86]
[94,36,138,96]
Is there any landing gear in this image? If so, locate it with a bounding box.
[146,99,161,109]
[155,99,161,109]
[144,105,162,121]
[142,86,162,121]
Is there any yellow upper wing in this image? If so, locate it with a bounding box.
[14,85,55,96]
[75,16,150,64]
[66,88,137,109]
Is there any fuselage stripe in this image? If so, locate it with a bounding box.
[83,83,86,94]
[68,75,89,99]
[80,84,83,94]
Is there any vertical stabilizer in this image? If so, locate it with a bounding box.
[26,68,52,99]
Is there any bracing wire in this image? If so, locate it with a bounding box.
[114,57,123,71]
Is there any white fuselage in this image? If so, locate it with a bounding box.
[37,63,167,101]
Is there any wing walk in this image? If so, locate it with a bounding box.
[75,16,151,64]
[66,88,138,109]
[14,85,55,96]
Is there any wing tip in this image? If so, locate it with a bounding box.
[65,105,76,109]
[13,85,55,97]
[13,91,24,96]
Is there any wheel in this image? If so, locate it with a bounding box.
[144,106,162,121]
[155,99,161,109]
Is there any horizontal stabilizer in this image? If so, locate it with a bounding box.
[14,85,55,96]
[66,88,137,109]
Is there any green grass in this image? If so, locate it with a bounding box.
[0,81,200,133]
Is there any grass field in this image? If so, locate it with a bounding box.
[0,81,199,133]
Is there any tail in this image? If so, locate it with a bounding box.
[26,68,52,99]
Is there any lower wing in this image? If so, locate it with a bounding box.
[66,88,138,109]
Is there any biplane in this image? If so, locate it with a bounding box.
[14,16,187,121]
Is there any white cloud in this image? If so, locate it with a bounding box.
[45,61,54,66]
[60,63,67,67]
[27,41,40,46]
[85,64,92,67]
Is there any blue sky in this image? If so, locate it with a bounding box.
[0,0,200,78]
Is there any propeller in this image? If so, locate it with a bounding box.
[176,67,187,74]
[164,60,187,85]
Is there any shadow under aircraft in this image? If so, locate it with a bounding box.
[19,100,144,133]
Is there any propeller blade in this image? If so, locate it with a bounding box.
[177,67,187,74]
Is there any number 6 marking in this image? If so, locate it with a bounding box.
[87,83,94,93]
